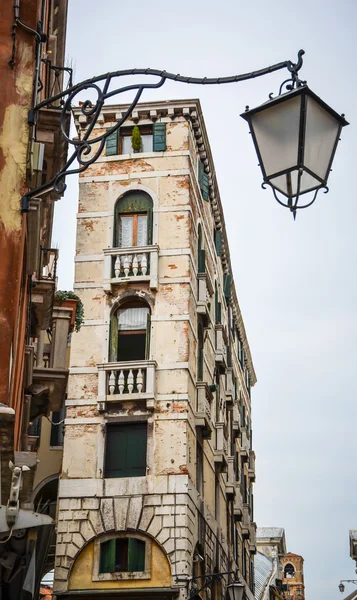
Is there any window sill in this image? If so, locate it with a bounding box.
[93,570,151,582]
[102,150,189,161]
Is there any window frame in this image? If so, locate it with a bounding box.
[93,533,152,581]
[113,191,153,249]
[118,212,148,248]
[120,125,154,154]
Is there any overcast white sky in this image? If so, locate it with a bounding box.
[52,1,357,598]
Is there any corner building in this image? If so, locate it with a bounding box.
[54,99,257,600]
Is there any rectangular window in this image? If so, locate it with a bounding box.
[118,213,148,248]
[106,124,166,156]
[122,131,153,153]
[104,423,147,478]
[196,440,204,497]
[50,407,66,447]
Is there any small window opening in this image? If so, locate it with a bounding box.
[100,537,146,573]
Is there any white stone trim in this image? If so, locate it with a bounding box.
[94,150,189,162]
[74,254,104,262]
[155,362,189,371]
[79,169,190,183]
[151,315,190,322]
[158,277,190,284]
[156,394,190,401]
[69,367,98,374]
[65,399,97,406]
[74,283,102,289]
[76,212,109,219]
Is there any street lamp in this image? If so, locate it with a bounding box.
[22,49,348,219]
[241,85,348,218]
[339,580,357,593]
[227,580,245,600]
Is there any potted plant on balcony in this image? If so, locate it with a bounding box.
[131,125,142,153]
[54,290,84,332]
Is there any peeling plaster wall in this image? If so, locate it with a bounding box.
[0,1,37,405]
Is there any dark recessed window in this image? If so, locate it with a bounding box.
[284,563,295,579]
[109,299,151,363]
[100,537,146,573]
[104,423,147,478]
[50,407,66,447]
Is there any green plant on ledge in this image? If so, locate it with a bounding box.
[54,290,84,332]
[131,125,142,152]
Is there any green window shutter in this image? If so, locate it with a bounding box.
[198,160,209,201]
[153,122,166,151]
[126,423,147,476]
[109,314,118,362]
[145,313,151,360]
[100,539,116,573]
[106,129,119,156]
[128,538,146,572]
[215,230,222,256]
[105,425,127,477]
[223,273,232,304]
[105,423,147,478]
[198,249,206,274]
[227,344,232,368]
[216,302,222,325]
[147,206,153,245]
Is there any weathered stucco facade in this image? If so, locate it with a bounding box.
[55,99,257,600]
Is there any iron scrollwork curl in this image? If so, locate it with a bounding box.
[22,50,305,210]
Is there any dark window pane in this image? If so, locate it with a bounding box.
[50,407,65,447]
[115,538,129,571]
[118,332,146,361]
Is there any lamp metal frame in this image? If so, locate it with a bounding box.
[21,48,307,212]
[241,85,348,217]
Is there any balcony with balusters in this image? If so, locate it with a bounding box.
[103,245,159,292]
[97,360,157,411]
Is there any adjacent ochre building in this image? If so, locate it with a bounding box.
[281,553,305,600]
[54,99,257,600]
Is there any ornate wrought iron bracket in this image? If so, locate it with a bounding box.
[176,570,236,599]
[21,50,305,212]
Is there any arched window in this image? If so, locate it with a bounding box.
[284,563,295,578]
[110,299,151,362]
[99,536,147,574]
[114,191,153,248]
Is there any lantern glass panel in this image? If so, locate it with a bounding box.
[250,95,301,178]
[270,169,321,197]
[304,95,341,180]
